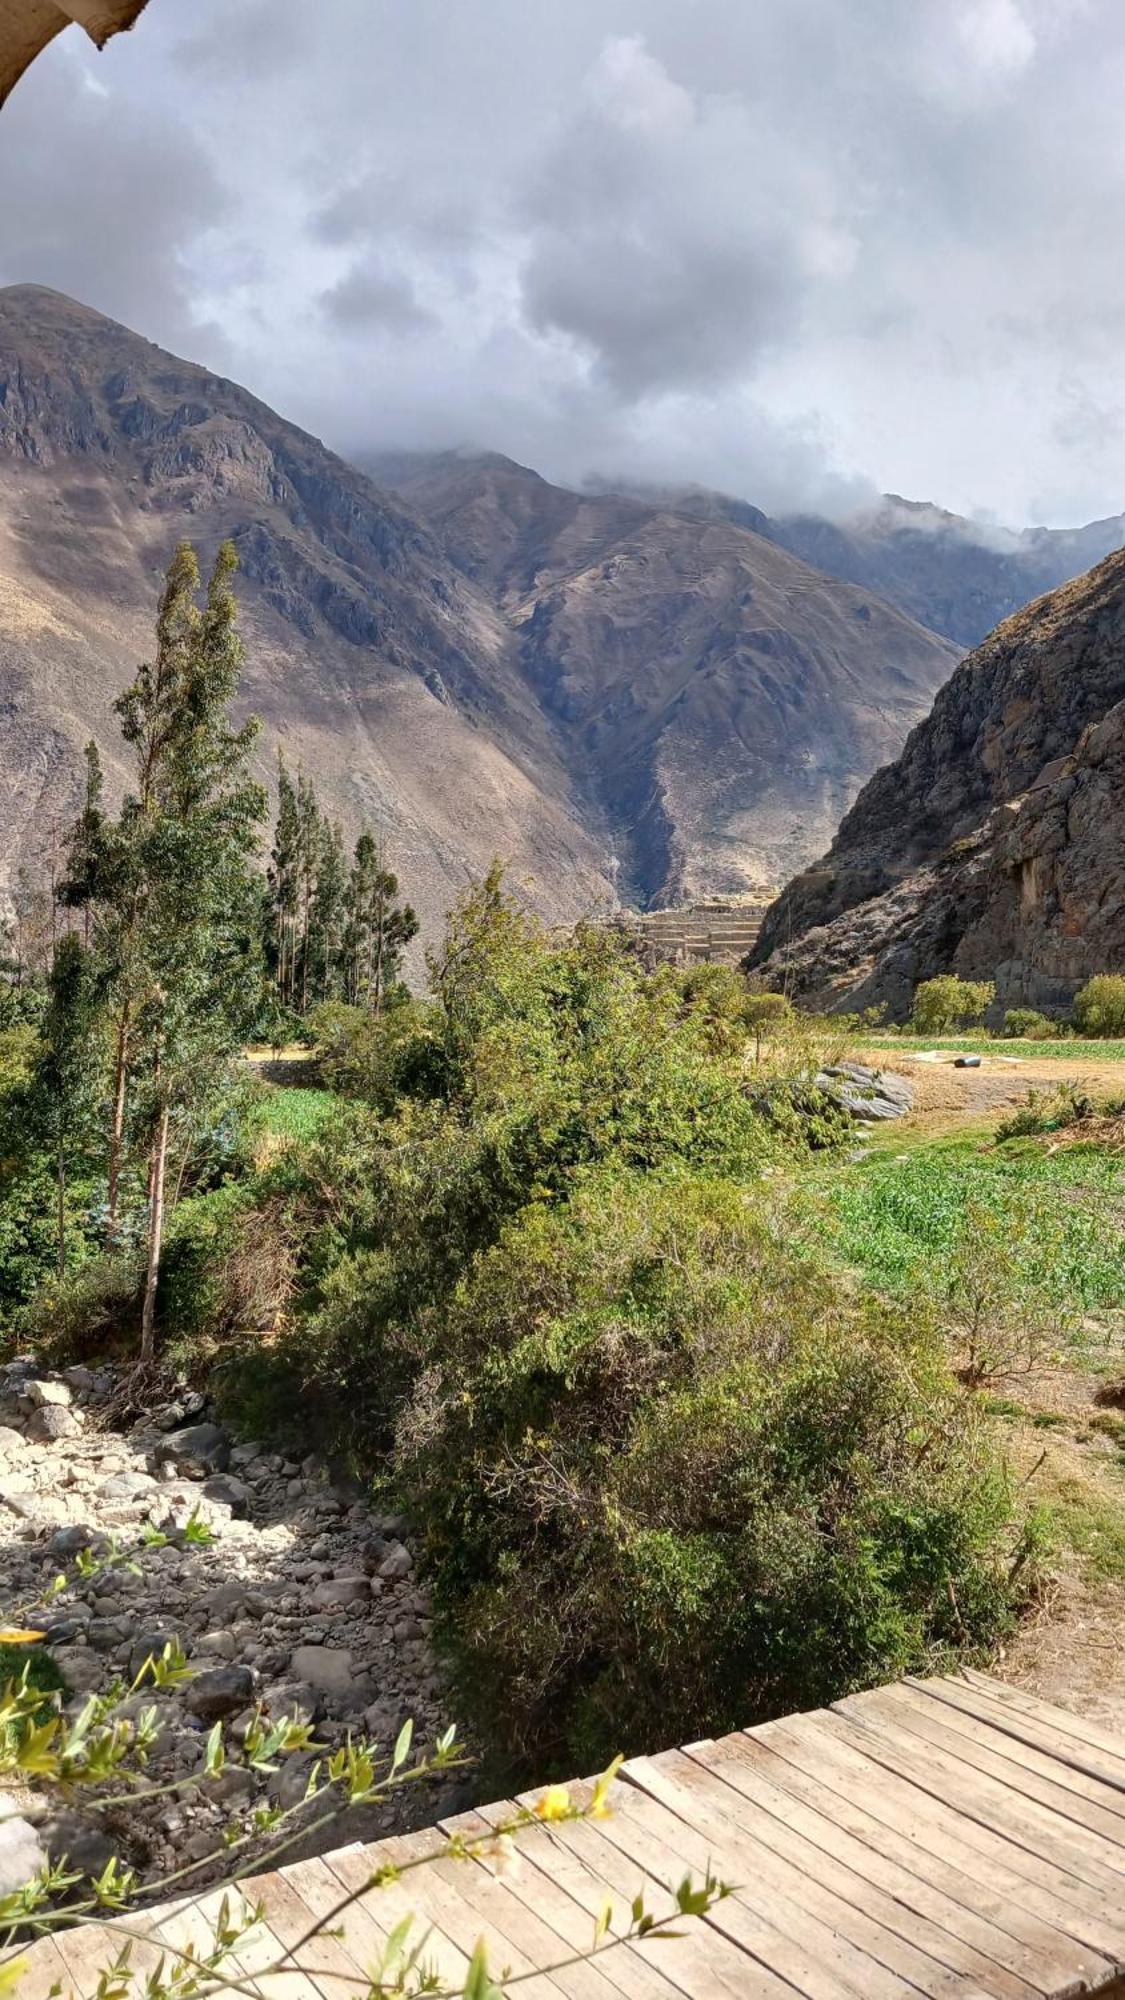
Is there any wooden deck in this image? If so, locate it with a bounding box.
[17,1671,1125,1998]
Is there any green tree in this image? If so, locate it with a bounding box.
[911,975,995,1035]
[27,934,103,1278]
[268,752,301,1010]
[343,829,418,1010]
[62,540,266,1359]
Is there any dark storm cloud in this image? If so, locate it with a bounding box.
[0,0,1122,525]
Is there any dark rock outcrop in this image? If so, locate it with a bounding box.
[753,556,1125,1016]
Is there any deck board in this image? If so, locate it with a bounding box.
[10,1674,1125,1998]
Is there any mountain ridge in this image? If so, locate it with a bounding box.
[0,288,962,928]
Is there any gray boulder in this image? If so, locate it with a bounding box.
[201,1472,251,1517]
[27,1404,82,1442]
[816,1062,914,1122]
[186,1665,255,1722]
[153,1423,231,1478]
[0,1796,46,1896]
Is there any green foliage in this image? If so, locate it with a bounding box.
[0,1643,67,1718]
[1001,1008,1064,1040]
[995,1083,1095,1141]
[389,1172,1016,1765]
[812,1139,1125,1314]
[911,975,995,1035]
[1074,973,1125,1037]
[19,1254,142,1362]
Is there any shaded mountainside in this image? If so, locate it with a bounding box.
[753,552,1125,1015]
[371,450,960,901]
[0,286,614,948]
[668,488,1125,652]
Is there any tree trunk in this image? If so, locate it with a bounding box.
[106,1009,130,1242]
[56,1151,67,1280]
[140,1100,170,1362]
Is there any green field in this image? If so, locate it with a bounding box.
[796,1131,1125,1312]
[857,1032,1125,1063]
[255,1085,337,1141]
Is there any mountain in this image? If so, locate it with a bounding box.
[369,450,960,901]
[752,552,1125,1016]
[0,297,962,931]
[0,286,615,949]
[628,487,1125,652]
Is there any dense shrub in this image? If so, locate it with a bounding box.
[1074,975,1125,1038]
[389,1173,1018,1765]
[1001,1009,1063,1040]
[911,976,995,1035]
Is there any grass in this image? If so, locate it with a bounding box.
[796,1133,1125,1312]
[254,1086,337,1143]
[1046,1483,1125,1584]
[856,1032,1125,1062]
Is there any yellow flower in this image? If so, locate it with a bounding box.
[533,1784,572,1821]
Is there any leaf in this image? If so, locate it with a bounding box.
[593,1897,613,1946]
[380,1913,414,1976]
[203,1722,225,1776]
[0,1630,45,1646]
[0,1956,29,1996]
[461,1939,502,2000]
[391,1717,413,1773]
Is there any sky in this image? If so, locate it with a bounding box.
[1,0,1123,526]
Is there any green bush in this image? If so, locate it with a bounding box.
[911,976,995,1035]
[1001,1009,1063,1040]
[20,1253,142,1363]
[1074,975,1125,1038]
[389,1172,1018,1766]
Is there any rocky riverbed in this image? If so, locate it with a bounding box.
[0,1356,470,1894]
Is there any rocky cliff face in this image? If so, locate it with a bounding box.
[372,451,959,903]
[753,553,1125,1015]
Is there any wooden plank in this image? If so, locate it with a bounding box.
[686,1732,1080,1999]
[440,1803,690,2000]
[508,1816,788,2000]
[280,1852,443,1992]
[422,1821,626,2000]
[4,1935,80,2000]
[914,1678,1125,1798]
[756,1713,1125,1965]
[894,1682,1125,1827]
[961,1675,1125,1771]
[839,1688,1125,1865]
[623,1751,997,2000]
[652,1743,1043,1999]
[723,1723,1117,1989]
[231,1867,371,2000]
[335,1828,573,2000]
[317,1837,472,1992]
[603,1762,921,1998]
[819,1706,1125,1901]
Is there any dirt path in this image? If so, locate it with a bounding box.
[855,1045,1125,1126]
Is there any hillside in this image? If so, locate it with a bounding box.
[371,450,960,901]
[0,286,614,948]
[752,551,1125,1014]
[633,487,1125,652]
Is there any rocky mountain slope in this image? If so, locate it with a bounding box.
[0,286,614,948]
[752,553,1125,1015]
[371,450,960,901]
[638,488,1125,652]
[0,297,963,920]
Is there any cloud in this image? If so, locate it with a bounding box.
[0,0,1123,525]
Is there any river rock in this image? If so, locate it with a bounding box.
[185,1665,255,1721]
[153,1423,231,1478]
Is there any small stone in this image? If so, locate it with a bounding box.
[288,1645,357,1697]
[0,1797,47,1896]
[27,1405,82,1442]
[130,1630,184,1682]
[378,1543,413,1581]
[41,1813,117,1881]
[310,1576,369,1610]
[25,1379,73,1408]
[196,1630,239,1660]
[201,1473,251,1517]
[186,1665,255,1722]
